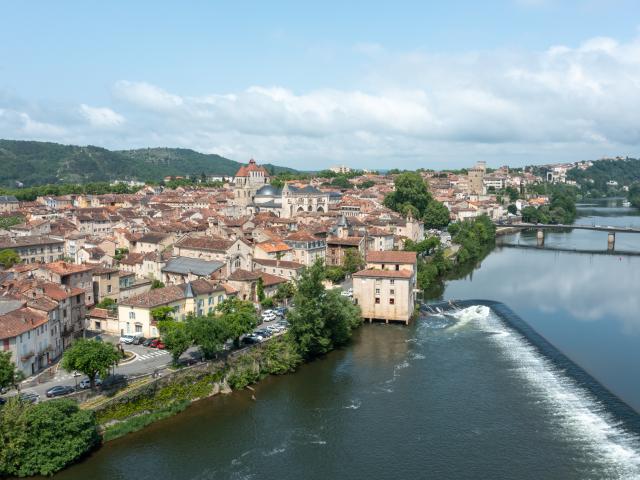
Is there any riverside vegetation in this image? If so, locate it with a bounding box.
[0,261,361,477]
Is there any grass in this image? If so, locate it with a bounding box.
[101,400,190,442]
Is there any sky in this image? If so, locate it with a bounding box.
[1,0,640,170]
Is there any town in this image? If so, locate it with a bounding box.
[0,157,582,387]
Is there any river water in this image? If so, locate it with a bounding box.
[56,199,640,480]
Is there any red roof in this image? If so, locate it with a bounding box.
[366,251,417,264]
[235,159,269,177]
[353,269,413,279]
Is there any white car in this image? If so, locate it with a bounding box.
[341,291,351,297]
[262,313,277,322]
[119,334,136,344]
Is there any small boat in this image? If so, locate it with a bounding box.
[622,200,631,207]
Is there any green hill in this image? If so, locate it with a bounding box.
[0,140,297,187]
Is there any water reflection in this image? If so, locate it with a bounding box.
[444,202,640,411]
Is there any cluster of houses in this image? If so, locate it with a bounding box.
[0,157,553,379]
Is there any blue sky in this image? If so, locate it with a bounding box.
[1,0,640,169]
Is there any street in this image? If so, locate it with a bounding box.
[11,316,288,402]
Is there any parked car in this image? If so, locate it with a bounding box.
[143,337,157,347]
[243,335,260,345]
[79,377,102,389]
[46,385,75,398]
[149,338,166,349]
[19,392,39,404]
[275,307,288,315]
[132,336,146,345]
[262,313,277,322]
[119,334,136,344]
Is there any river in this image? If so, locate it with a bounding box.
[56,199,640,480]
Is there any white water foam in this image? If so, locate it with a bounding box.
[452,305,640,478]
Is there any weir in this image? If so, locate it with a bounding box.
[421,299,640,437]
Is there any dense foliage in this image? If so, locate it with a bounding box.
[410,216,496,292]
[0,215,24,230]
[61,340,121,389]
[158,320,192,365]
[0,249,21,268]
[628,183,640,209]
[0,398,99,477]
[567,158,640,197]
[0,351,19,391]
[383,172,450,229]
[0,140,297,187]
[447,215,496,264]
[287,261,362,360]
[521,188,577,224]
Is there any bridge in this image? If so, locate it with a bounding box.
[495,222,640,251]
[495,243,640,257]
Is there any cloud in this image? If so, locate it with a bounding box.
[79,104,125,128]
[3,35,640,168]
[113,80,183,111]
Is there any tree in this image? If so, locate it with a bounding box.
[151,305,174,322]
[272,281,296,304]
[383,172,432,218]
[343,249,364,274]
[0,249,21,268]
[256,277,265,302]
[158,320,191,365]
[151,279,165,289]
[331,176,352,189]
[217,298,258,348]
[359,180,375,189]
[630,182,640,209]
[61,340,121,390]
[0,398,99,477]
[0,351,19,391]
[423,201,451,229]
[507,204,518,215]
[324,266,346,284]
[287,260,362,360]
[187,315,229,359]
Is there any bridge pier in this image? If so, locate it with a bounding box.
[537,229,544,247]
[608,232,615,251]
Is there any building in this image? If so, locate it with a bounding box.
[352,251,417,324]
[0,236,65,265]
[161,256,225,285]
[467,162,486,195]
[118,279,230,338]
[281,184,330,218]
[0,304,54,376]
[36,261,95,307]
[0,195,19,213]
[234,159,270,207]
[329,165,352,174]
[284,231,327,265]
[92,267,120,303]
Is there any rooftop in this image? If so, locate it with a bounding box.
[366,251,417,264]
[353,269,413,279]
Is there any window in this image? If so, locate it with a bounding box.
[107,285,112,293]
[135,323,142,333]
[395,264,400,271]
[390,279,395,285]
[129,311,136,320]
[375,297,380,304]
[208,296,213,305]
[389,298,395,305]
[375,288,380,294]
[390,289,395,295]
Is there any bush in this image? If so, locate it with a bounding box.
[0,398,100,477]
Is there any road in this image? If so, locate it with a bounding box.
[9,317,288,402]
